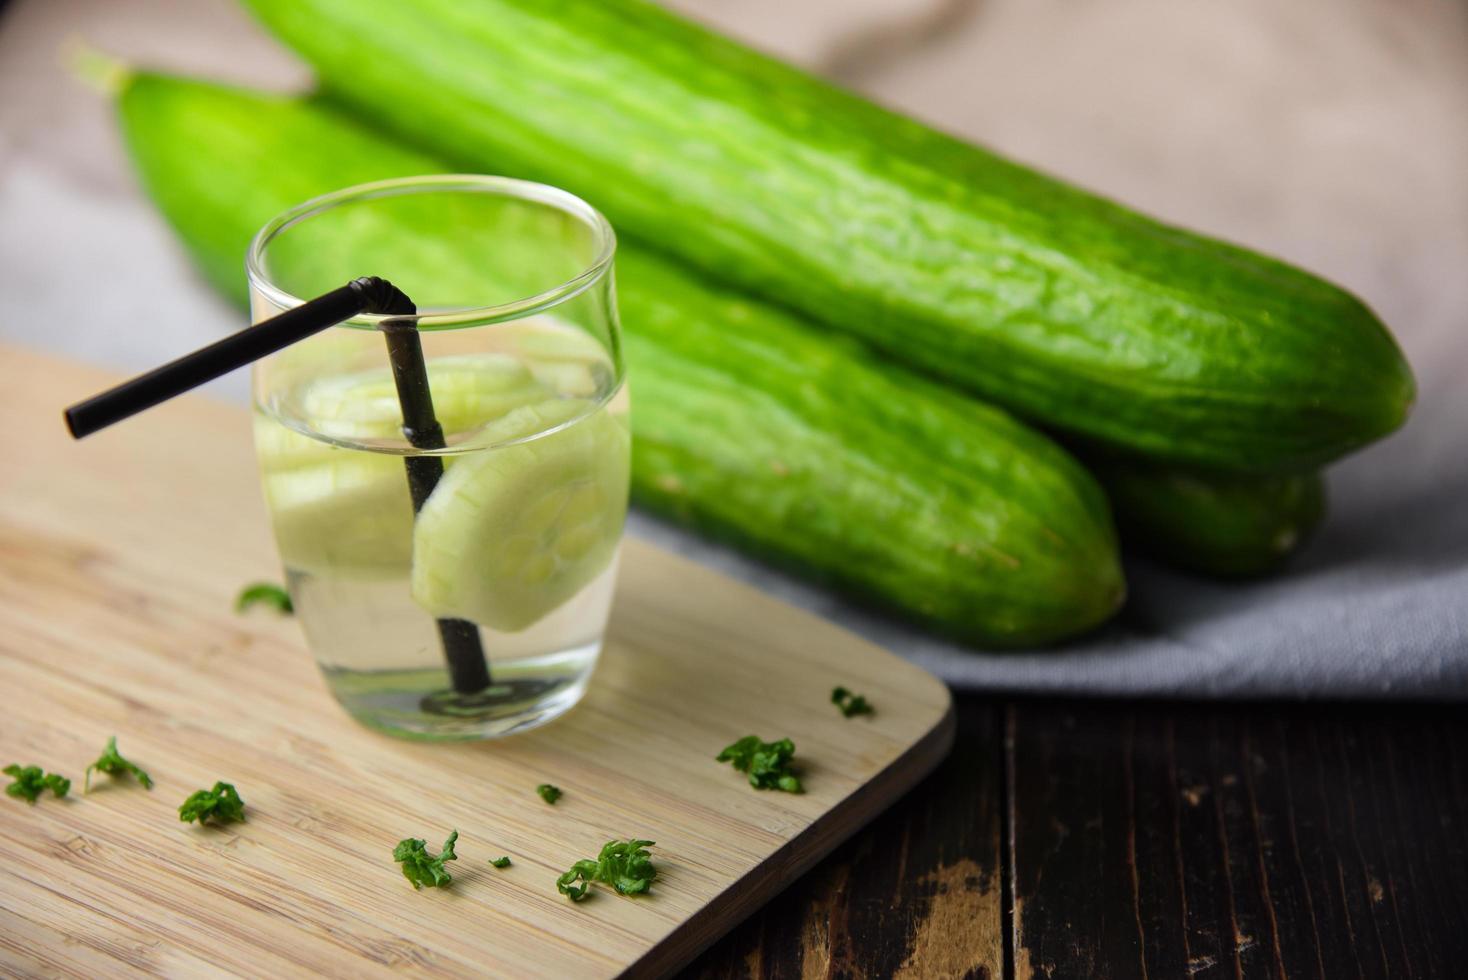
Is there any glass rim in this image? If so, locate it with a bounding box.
[245,174,618,331]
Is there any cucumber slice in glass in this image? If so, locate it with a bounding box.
[256,356,548,577]
[410,399,630,632]
[503,321,612,398]
[299,354,550,442]
[256,391,421,577]
[256,347,621,588]
[261,443,416,577]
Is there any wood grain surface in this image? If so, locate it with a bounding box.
[0,344,954,978]
[1007,702,1468,980]
[686,697,1468,978]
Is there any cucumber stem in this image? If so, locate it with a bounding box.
[63,38,132,95]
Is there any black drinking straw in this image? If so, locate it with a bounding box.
[372,291,494,695]
[64,276,493,694]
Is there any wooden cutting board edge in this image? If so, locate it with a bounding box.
[632,698,955,977]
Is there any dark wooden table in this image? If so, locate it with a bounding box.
[683,695,1468,978]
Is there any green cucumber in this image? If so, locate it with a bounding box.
[115,72,1123,644]
[1090,458,1326,577]
[242,0,1415,473]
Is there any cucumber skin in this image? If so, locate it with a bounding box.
[241,0,1415,474]
[117,73,1124,645]
[1090,459,1327,577]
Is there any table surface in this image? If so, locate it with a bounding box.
[3,1,1467,976]
[682,695,1468,978]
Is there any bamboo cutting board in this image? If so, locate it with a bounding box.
[0,345,953,978]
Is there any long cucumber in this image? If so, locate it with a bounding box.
[1086,459,1326,577]
[115,72,1124,645]
[241,0,1414,474]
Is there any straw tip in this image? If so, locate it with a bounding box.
[63,406,88,440]
[351,276,416,317]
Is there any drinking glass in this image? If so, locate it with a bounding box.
[247,176,629,740]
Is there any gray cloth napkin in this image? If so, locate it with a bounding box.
[3,0,1465,698]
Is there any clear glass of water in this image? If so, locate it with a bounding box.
[247,176,629,740]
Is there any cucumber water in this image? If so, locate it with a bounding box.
[254,317,629,736]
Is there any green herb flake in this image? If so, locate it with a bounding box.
[556,859,597,901]
[556,839,656,902]
[831,686,875,718]
[488,855,512,869]
[4,764,70,803]
[235,582,293,615]
[85,736,154,792]
[178,781,245,825]
[716,735,803,793]
[393,829,459,889]
[536,783,562,805]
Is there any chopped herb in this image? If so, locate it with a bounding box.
[393,829,459,889]
[536,783,562,805]
[556,839,656,901]
[235,582,293,615]
[4,764,70,803]
[85,736,153,792]
[595,839,657,896]
[831,686,874,718]
[716,735,803,793]
[178,781,245,825]
[488,855,512,869]
[556,859,596,901]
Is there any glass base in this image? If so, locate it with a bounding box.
[322,659,594,741]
